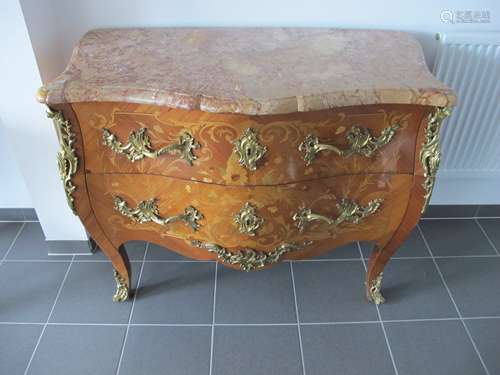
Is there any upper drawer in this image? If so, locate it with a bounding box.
[73,102,424,185]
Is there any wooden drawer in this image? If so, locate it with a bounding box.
[86,172,412,253]
[75,102,425,185]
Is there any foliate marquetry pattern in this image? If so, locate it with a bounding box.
[113,196,203,231]
[293,198,383,232]
[191,240,312,271]
[102,127,200,164]
[420,107,451,213]
[47,109,78,214]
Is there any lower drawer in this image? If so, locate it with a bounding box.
[86,173,412,253]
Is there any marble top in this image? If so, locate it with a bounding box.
[43,28,456,115]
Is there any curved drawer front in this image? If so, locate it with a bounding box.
[75,102,423,185]
[86,173,412,253]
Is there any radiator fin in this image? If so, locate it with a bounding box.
[433,34,500,174]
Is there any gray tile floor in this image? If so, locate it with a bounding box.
[1,217,499,375]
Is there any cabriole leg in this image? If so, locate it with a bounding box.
[107,245,131,302]
[84,216,131,302]
[365,221,418,305]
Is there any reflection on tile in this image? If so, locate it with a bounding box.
[0,262,69,322]
[131,262,215,324]
[301,323,394,375]
[50,262,138,323]
[119,326,211,375]
[466,318,500,374]
[360,228,430,258]
[26,325,125,375]
[437,258,500,317]
[213,326,302,375]
[477,219,500,252]
[0,324,42,374]
[293,261,378,322]
[216,263,295,324]
[420,219,495,256]
[378,259,457,320]
[74,240,147,261]
[316,242,360,259]
[385,320,484,375]
[145,242,194,260]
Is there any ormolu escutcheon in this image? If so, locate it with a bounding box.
[233,128,267,171]
[234,202,264,236]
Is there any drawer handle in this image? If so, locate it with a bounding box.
[293,198,383,232]
[103,127,200,165]
[113,196,203,231]
[191,240,312,271]
[299,125,400,166]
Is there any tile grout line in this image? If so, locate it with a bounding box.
[23,254,75,375]
[357,242,400,375]
[0,220,39,224]
[417,224,491,375]
[209,261,218,375]
[290,262,307,375]
[4,253,500,264]
[13,217,500,224]
[3,315,500,327]
[475,219,500,256]
[0,222,26,267]
[421,216,500,220]
[115,243,149,375]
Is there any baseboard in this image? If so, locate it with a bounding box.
[0,208,38,221]
[46,239,95,255]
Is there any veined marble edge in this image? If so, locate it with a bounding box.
[45,88,456,116]
[42,27,457,114]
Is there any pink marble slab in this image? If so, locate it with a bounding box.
[43,28,456,115]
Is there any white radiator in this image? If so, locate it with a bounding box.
[431,32,500,204]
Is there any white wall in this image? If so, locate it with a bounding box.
[1,0,499,240]
[0,0,88,240]
[24,0,500,81]
[0,122,32,208]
